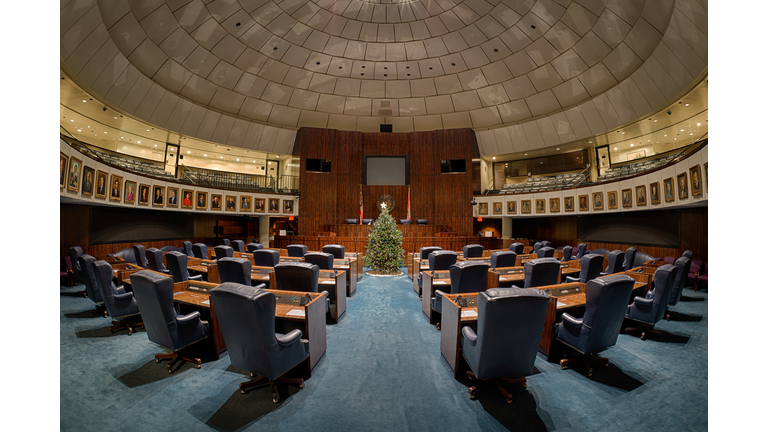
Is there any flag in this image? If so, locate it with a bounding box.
[359,185,363,224]
[407,185,411,221]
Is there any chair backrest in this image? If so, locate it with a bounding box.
[182,241,194,257]
[420,246,442,259]
[274,262,319,293]
[429,251,458,271]
[232,240,245,253]
[541,241,551,248]
[576,243,587,259]
[577,254,605,283]
[129,270,193,350]
[192,243,208,259]
[218,257,252,285]
[592,248,611,256]
[246,243,263,253]
[634,251,659,267]
[159,245,181,253]
[252,249,280,267]
[399,219,411,225]
[663,256,675,265]
[107,247,138,264]
[133,244,148,267]
[214,245,234,260]
[165,251,192,283]
[362,219,373,224]
[146,248,167,272]
[689,259,702,275]
[77,254,102,303]
[640,264,679,324]
[490,251,516,269]
[561,245,573,262]
[287,244,308,257]
[69,246,85,284]
[523,258,561,288]
[668,257,692,306]
[682,250,693,259]
[322,244,345,258]
[222,238,231,246]
[416,219,428,225]
[509,243,524,254]
[462,244,484,258]
[449,261,489,294]
[471,287,550,378]
[537,246,555,258]
[533,242,542,253]
[304,252,334,270]
[624,247,637,271]
[580,275,636,353]
[93,260,137,319]
[604,251,625,274]
[345,219,358,224]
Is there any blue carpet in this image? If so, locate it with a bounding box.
[59,270,707,431]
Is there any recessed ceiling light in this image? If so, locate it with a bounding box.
[654,120,657,122]
[697,123,701,126]
[621,132,625,134]
[664,135,667,137]
[276,155,279,158]
[220,156,223,159]
[674,138,677,140]
[492,157,496,160]
[114,117,118,119]
[685,103,689,106]
[680,129,684,132]
[82,100,86,102]
[237,158,239,161]
[104,132,107,134]
[70,119,74,122]
[137,140,141,143]
[204,154,207,157]
[87,125,91,128]
[154,144,157,147]
[588,141,592,143]
[121,136,124,139]
[690,133,693,135]
[77,129,81,132]
[630,144,634,147]
[556,148,559,150]
[614,147,617,150]
[268,162,271,165]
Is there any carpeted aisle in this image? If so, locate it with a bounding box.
[60,270,707,431]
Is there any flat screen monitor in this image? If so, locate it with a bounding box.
[363,156,409,185]
[440,159,466,173]
[306,158,331,173]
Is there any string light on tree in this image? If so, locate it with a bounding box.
[364,202,404,275]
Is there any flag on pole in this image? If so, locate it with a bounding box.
[407,185,411,221]
[359,185,363,224]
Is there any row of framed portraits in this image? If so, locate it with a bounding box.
[478,163,707,215]
[61,153,294,213]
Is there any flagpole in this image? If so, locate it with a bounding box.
[359,184,363,225]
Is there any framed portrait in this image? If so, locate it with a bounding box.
[607,191,618,209]
[196,191,208,210]
[95,170,108,199]
[649,182,661,205]
[81,166,95,196]
[224,195,237,211]
[254,198,265,213]
[636,185,647,206]
[138,184,151,205]
[124,181,137,204]
[507,201,516,214]
[677,172,688,199]
[283,199,294,214]
[67,156,83,193]
[240,196,251,212]
[521,200,531,214]
[268,198,280,213]
[621,188,632,208]
[167,187,179,207]
[535,199,545,213]
[109,174,123,201]
[210,194,222,210]
[181,189,194,209]
[592,192,604,210]
[564,196,574,212]
[549,198,560,213]
[60,153,68,189]
[663,177,675,202]
[152,185,165,207]
[492,202,502,215]
[478,202,488,215]
[704,163,708,193]
[578,195,589,211]
[689,165,703,196]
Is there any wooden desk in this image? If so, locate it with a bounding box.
[487,264,580,286]
[172,280,226,355]
[420,270,497,325]
[111,263,146,286]
[277,257,358,297]
[318,269,347,322]
[188,259,219,283]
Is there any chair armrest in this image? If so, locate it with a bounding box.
[631,296,654,312]
[321,290,329,299]
[433,289,447,299]
[188,274,203,281]
[276,329,303,346]
[176,311,201,325]
[461,326,477,345]
[114,285,126,294]
[565,275,579,283]
[113,291,134,301]
[561,313,582,329]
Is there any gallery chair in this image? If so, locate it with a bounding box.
[246,243,263,253]
[218,257,253,285]
[214,245,234,260]
[322,244,345,259]
[461,287,550,403]
[303,252,334,270]
[182,241,194,257]
[129,270,210,374]
[209,283,309,403]
[192,243,208,260]
[561,246,573,262]
[490,251,517,269]
[287,245,308,257]
[600,251,625,276]
[165,251,202,283]
[537,246,555,258]
[432,261,488,328]
[274,262,329,313]
[623,247,637,272]
[253,249,280,267]
[419,250,457,292]
[93,260,143,335]
[565,254,605,284]
[146,248,171,274]
[133,244,149,267]
[463,244,484,258]
[555,275,636,376]
[575,243,587,260]
[518,258,561,288]
[625,264,679,340]
[509,243,525,254]
[232,240,245,253]
[78,254,106,317]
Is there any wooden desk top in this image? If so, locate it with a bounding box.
[173,285,325,319]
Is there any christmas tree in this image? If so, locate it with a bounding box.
[364,203,404,274]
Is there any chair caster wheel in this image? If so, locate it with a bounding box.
[436,323,441,330]
[168,369,173,374]
[507,399,512,404]
[196,364,201,369]
[588,370,593,377]
[241,390,246,395]
[156,359,160,363]
[299,383,304,389]
[272,398,278,404]
[522,383,527,388]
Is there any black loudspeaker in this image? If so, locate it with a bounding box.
[380,124,392,133]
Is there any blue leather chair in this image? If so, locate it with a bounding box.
[232,240,245,253]
[322,244,345,259]
[69,246,85,285]
[561,245,573,262]
[253,249,280,267]
[463,244,484,258]
[274,262,329,313]
[146,248,171,274]
[537,246,555,258]
[304,252,334,270]
[222,238,231,247]
[93,260,142,335]
[182,241,194,257]
[165,251,202,283]
[575,243,587,260]
[461,287,550,403]
[133,244,149,267]
[192,243,208,260]
[509,243,524,254]
[287,245,308,257]
[682,250,693,259]
[600,251,625,276]
[633,251,659,267]
[129,270,209,373]
[362,219,373,225]
[517,258,561,288]
[532,242,542,254]
[214,245,234,260]
[78,254,106,316]
[218,257,253,285]
[399,219,411,225]
[420,246,442,259]
[667,257,692,310]
[625,264,679,340]
[565,254,605,284]
[432,261,488,327]
[592,248,611,256]
[246,243,263,253]
[345,219,358,224]
[107,247,138,264]
[416,219,428,225]
[418,250,457,293]
[541,241,551,248]
[490,251,516,269]
[209,283,309,402]
[160,245,182,253]
[623,247,637,271]
[555,275,636,376]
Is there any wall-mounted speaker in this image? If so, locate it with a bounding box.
[380,124,392,133]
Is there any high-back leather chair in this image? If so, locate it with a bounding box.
[133,244,149,267]
[416,219,428,225]
[541,241,551,248]
[537,246,555,258]
[565,254,605,284]
[601,250,625,275]
[192,243,208,260]
[429,251,458,272]
[555,275,636,376]
[129,270,209,373]
[146,248,170,274]
[209,283,309,402]
[182,241,194,257]
[420,246,442,259]
[624,247,637,271]
[322,244,345,259]
[625,264,679,340]
[304,252,334,270]
[165,251,202,283]
[490,251,516,269]
[345,219,358,224]
[160,245,181,253]
[218,257,252,285]
[521,258,561,288]
[682,250,693,259]
[78,254,105,316]
[561,245,573,262]
[463,244,484,258]
[274,262,329,312]
[287,245,308,257]
[232,240,245,253]
[509,243,524,254]
[93,260,142,334]
[533,242,542,254]
[634,251,659,267]
[399,219,411,224]
[107,248,138,264]
[246,243,263,253]
[667,257,692,308]
[214,245,234,260]
[69,246,85,284]
[222,239,231,247]
[461,287,550,403]
[252,249,280,267]
[431,261,489,322]
[575,243,587,259]
[362,219,373,225]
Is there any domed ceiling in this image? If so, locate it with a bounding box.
[60,0,707,157]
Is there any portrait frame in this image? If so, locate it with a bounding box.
[663,177,675,202]
[225,195,237,212]
[210,194,222,210]
[196,191,208,210]
[492,202,502,215]
[621,188,632,208]
[95,170,109,199]
[636,185,647,206]
[283,199,294,214]
[60,152,68,189]
[181,189,194,209]
[521,200,531,214]
[109,174,123,202]
[167,187,179,208]
[689,165,703,196]
[240,196,252,212]
[564,196,574,212]
[67,156,83,193]
[123,181,137,204]
[478,202,488,215]
[549,198,560,213]
[535,199,545,214]
[138,184,151,205]
[677,172,688,199]
[268,198,280,213]
[507,201,516,215]
[152,185,165,207]
[607,191,618,210]
[81,166,95,196]
[704,163,708,193]
[254,198,265,213]
[578,195,589,212]
[649,182,661,205]
[592,192,604,210]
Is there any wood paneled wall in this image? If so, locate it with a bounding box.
[298,127,474,236]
